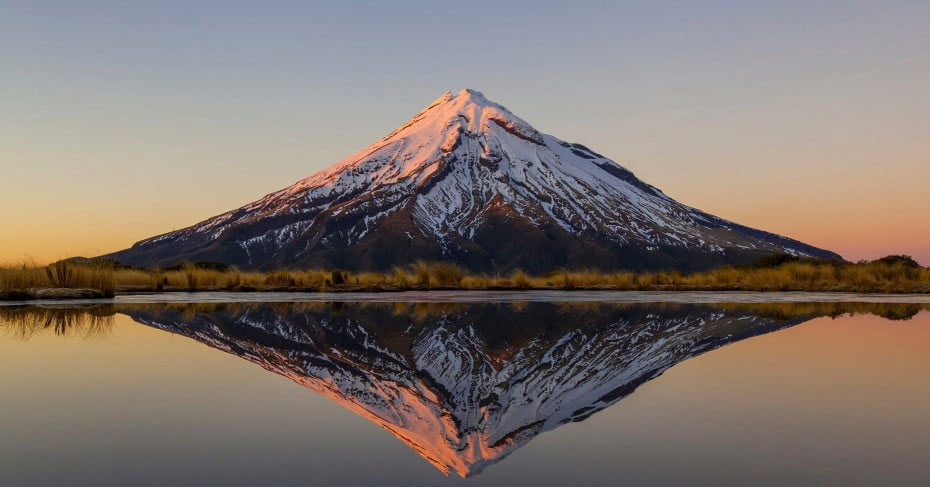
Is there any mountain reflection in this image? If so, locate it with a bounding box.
[1,301,927,477]
[122,301,925,477]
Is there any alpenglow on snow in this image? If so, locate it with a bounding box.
[106,89,839,272]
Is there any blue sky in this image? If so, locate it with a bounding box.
[2,1,929,262]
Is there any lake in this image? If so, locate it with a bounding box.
[2,294,929,486]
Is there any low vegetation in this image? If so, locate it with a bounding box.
[1,255,929,299]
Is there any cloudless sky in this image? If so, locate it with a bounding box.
[2,0,928,264]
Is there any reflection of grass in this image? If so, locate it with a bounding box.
[717,302,930,321]
[0,306,115,340]
[2,255,929,296]
[3,300,928,342]
[110,300,930,323]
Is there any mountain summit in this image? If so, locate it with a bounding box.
[106,89,839,271]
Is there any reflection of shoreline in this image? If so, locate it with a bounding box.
[1,301,928,341]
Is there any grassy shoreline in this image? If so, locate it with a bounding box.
[2,255,928,300]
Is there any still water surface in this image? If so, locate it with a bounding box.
[1,298,929,486]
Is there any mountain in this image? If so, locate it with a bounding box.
[123,302,809,477]
[105,89,840,272]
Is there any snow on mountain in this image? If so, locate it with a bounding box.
[124,302,809,477]
[106,89,839,271]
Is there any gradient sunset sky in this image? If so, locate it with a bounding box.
[3,1,928,264]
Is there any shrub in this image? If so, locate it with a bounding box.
[430,262,465,287]
[872,255,920,268]
[749,253,801,268]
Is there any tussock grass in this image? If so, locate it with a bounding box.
[1,255,929,297]
[0,259,116,295]
[0,259,46,290]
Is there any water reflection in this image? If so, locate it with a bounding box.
[1,301,928,478]
[0,305,115,340]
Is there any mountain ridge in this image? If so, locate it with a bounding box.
[105,89,840,272]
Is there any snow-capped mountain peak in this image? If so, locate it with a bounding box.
[106,90,839,271]
[297,88,541,193]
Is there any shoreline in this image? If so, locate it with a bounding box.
[3,287,930,304]
[1,288,113,301]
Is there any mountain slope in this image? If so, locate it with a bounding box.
[106,89,840,272]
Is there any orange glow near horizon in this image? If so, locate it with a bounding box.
[2,167,927,265]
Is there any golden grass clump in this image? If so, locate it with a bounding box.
[411,260,431,288]
[429,262,466,287]
[390,267,413,288]
[459,274,491,289]
[509,270,531,290]
[0,259,47,290]
[224,268,242,290]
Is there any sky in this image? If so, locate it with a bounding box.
[2,0,928,264]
